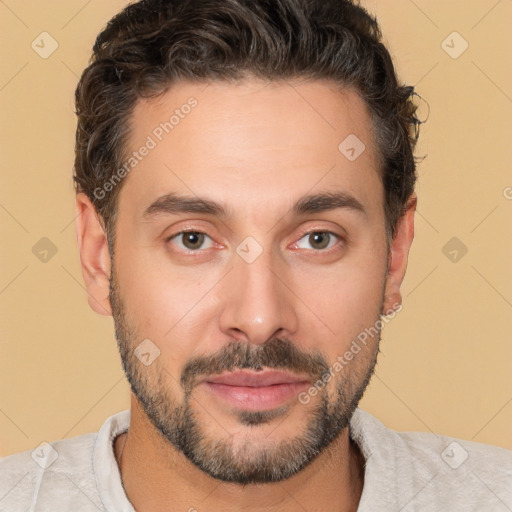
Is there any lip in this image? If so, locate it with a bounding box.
[203,369,311,387]
[200,369,311,411]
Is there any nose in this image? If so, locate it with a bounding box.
[218,245,299,346]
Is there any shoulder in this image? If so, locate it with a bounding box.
[351,409,512,511]
[0,431,97,471]
[351,407,512,470]
[397,425,512,470]
[0,432,103,510]
[0,409,131,511]
[396,429,512,510]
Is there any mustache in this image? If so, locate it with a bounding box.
[180,337,329,393]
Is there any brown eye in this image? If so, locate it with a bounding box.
[181,232,205,250]
[168,231,213,252]
[295,231,341,251]
[308,232,331,250]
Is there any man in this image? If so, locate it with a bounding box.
[1,0,510,510]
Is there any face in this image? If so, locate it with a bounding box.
[82,79,411,484]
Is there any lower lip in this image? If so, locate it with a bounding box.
[202,381,310,411]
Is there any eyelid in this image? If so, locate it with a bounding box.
[165,228,209,242]
[291,228,345,252]
[165,225,347,254]
[295,226,346,241]
[165,229,217,253]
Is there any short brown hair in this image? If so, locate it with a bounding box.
[73,0,422,247]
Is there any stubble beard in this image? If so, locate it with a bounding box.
[109,266,380,484]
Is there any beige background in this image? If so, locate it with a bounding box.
[1,0,511,458]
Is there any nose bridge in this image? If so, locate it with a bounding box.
[218,242,298,344]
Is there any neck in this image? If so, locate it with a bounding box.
[114,396,365,512]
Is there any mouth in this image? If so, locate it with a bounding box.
[199,369,311,411]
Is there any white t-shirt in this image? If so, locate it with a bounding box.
[1,408,510,511]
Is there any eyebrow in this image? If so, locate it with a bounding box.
[142,190,367,220]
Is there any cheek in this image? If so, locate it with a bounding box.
[295,252,387,350]
[113,246,205,364]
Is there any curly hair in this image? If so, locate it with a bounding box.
[73,0,422,246]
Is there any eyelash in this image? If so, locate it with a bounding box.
[293,228,344,253]
[165,228,345,255]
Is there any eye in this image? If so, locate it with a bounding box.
[293,230,342,252]
[166,230,214,252]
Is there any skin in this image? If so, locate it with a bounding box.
[76,78,416,511]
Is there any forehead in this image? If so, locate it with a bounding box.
[118,78,382,220]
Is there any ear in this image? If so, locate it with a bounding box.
[75,193,112,316]
[382,194,417,315]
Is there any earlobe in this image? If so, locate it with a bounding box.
[382,195,417,315]
[75,193,113,316]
